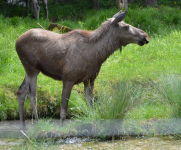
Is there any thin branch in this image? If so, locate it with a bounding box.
[20,130,35,146]
[37,23,45,30]
[14,30,19,37]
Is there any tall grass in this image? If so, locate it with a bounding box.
[82,80,144,120]
[125,74,181,121]
[153,74,181,118]
[67,80,146,138]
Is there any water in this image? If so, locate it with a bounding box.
[1,136,181,149]
[58,137,181,149]
[0,119,181,149]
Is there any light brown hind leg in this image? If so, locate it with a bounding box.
[16,74,29,131]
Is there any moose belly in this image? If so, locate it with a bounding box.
[63,65,101,84]
[36,62,63,80]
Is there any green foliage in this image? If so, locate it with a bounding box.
[0,2,26,17]
[0,87,19,120]
[10,16,23,26]
[158,0,181,6]
[126,6,181,34]
[0,91,8,120]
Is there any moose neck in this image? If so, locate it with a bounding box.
[90,22,120,64]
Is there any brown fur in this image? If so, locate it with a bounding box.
[16,11,149,130]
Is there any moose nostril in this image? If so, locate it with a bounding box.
[144,37,149,44]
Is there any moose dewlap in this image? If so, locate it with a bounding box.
[15,11,149,130]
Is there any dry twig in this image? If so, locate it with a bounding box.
[14,30,19,37]
[37,23,45,30]
[20,130,36,146]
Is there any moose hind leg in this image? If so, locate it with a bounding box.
[16,74,29,130]
[29,75,39,121]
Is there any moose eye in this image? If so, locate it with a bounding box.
[125,25,129,30]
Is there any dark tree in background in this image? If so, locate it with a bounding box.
[142,0,157,6]
[93,0,99,9]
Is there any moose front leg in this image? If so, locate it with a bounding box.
[60,81,74,124]
[84,79,95,109]
[29,75,39,121]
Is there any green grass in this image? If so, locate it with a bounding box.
[152,74,181,118]
[75,80,144,121]
[0,1,181,123]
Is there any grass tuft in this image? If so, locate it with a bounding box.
[153,74,181,118]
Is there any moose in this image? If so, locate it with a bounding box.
[26,0,48,19]
[16,11,149,130]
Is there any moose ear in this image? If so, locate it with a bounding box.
[112,11,122,18]
[112,11,127,26]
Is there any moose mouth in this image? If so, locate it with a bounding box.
[121,37,149,47]
[138,38,149,46]
[138,41,145,46]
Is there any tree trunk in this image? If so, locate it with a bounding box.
[116,0,128,10]
[142,0,157,6]
[93,0,99,9]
